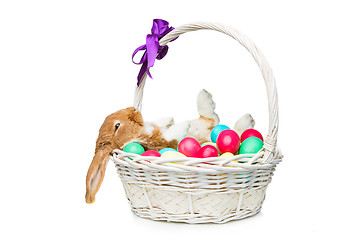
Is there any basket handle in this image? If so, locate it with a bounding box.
[133,22,279,157]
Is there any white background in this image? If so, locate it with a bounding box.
[1,0,360,239]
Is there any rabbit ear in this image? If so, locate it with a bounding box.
[85,146,112,204]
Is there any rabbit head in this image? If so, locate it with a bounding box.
[85,107,144,204]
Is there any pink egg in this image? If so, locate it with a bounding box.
[178,137,201,157]
[141,150,161,157]
[240,129,263,142]
[197,145,219,158]
[216,129,241,154]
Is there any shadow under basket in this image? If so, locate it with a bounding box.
[110,22,283,224]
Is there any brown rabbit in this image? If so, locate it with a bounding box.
[85,89,254,204]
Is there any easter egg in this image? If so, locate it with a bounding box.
[216,129,241,154]
[123,142,145,155]
[161,151,186,165]
[201,142,219,152]
[240,129,263,142]
[158,148,177,155]
[161,151,186,158]
[221,152,239,164]
[239,137,264,155]
[220,152,238,163]
[210,124,230,143]
[197,145,219,158]
[178,137,201,157]
[141,150,161,157]
[201,142,217,148]
[220,152,235,158]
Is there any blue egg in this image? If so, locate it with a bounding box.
[159,148,177,155]
[211,124,230,143]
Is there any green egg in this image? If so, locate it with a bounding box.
[239,137,263,155]
[123,142,145,155]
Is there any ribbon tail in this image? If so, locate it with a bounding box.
[137,59,148,86]
[146,68,153,79]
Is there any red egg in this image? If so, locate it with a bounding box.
[178,137,201,157]
[216,129,241,154]
[141,150,161,157]
[240,129,263,142]
[197,145,219,158]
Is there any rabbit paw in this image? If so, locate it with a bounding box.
[163,121,190,142]
[233,114,255,136]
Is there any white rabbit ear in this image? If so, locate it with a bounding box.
[85,146,111,204]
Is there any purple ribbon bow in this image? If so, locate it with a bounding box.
[132,19,177,86]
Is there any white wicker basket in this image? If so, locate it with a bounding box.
[111,22,283,224]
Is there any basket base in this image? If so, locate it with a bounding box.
[130,205,262,224]
[122,183,267,224]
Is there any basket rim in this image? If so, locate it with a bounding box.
[111,149,282,174]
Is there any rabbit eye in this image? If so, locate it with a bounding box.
[115,122,121,131]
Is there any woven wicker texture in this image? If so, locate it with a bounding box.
[111,22,283,223]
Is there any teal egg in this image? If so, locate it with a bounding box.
[159,148,177,155]
[210,124,230,143]
[124,142,145,155]
[239,137,264,155]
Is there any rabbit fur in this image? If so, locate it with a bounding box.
[85,89,255,204]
